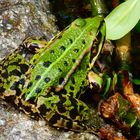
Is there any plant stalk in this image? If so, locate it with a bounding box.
[116,32,131,71]
[89,0,108,16]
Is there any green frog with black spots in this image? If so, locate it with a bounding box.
[0,16,105,133]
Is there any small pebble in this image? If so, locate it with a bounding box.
[6,23,13,30]
[0,119,6,126]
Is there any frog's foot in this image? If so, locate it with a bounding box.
[21,37,48,53]
[14,95,40,119]
[44,111,98,134]
[48,112,87,131]
[35,95,97,133]
[47,112,98,135]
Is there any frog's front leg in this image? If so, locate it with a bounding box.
[36,93,95,132]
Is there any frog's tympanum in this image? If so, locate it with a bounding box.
[0,16,105,133]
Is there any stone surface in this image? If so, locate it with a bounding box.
[0,0,57,58]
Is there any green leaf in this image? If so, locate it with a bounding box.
[112,72,118,91]
[103,75,111,96]
[132,79,140,85]
[105,0,140,40]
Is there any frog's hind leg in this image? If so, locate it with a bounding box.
[0,47,30,100]
[0,37,42,100]
[0,37,47,101]
[36,94,97,133]
[48,112,88,132]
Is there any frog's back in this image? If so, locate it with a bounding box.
[25,16,103,100]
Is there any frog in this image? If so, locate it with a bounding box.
[0,16,105,133]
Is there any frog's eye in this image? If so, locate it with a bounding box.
[74,18,86,28]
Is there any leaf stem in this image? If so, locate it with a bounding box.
[89,0,108,16]
[115,32,131,71]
